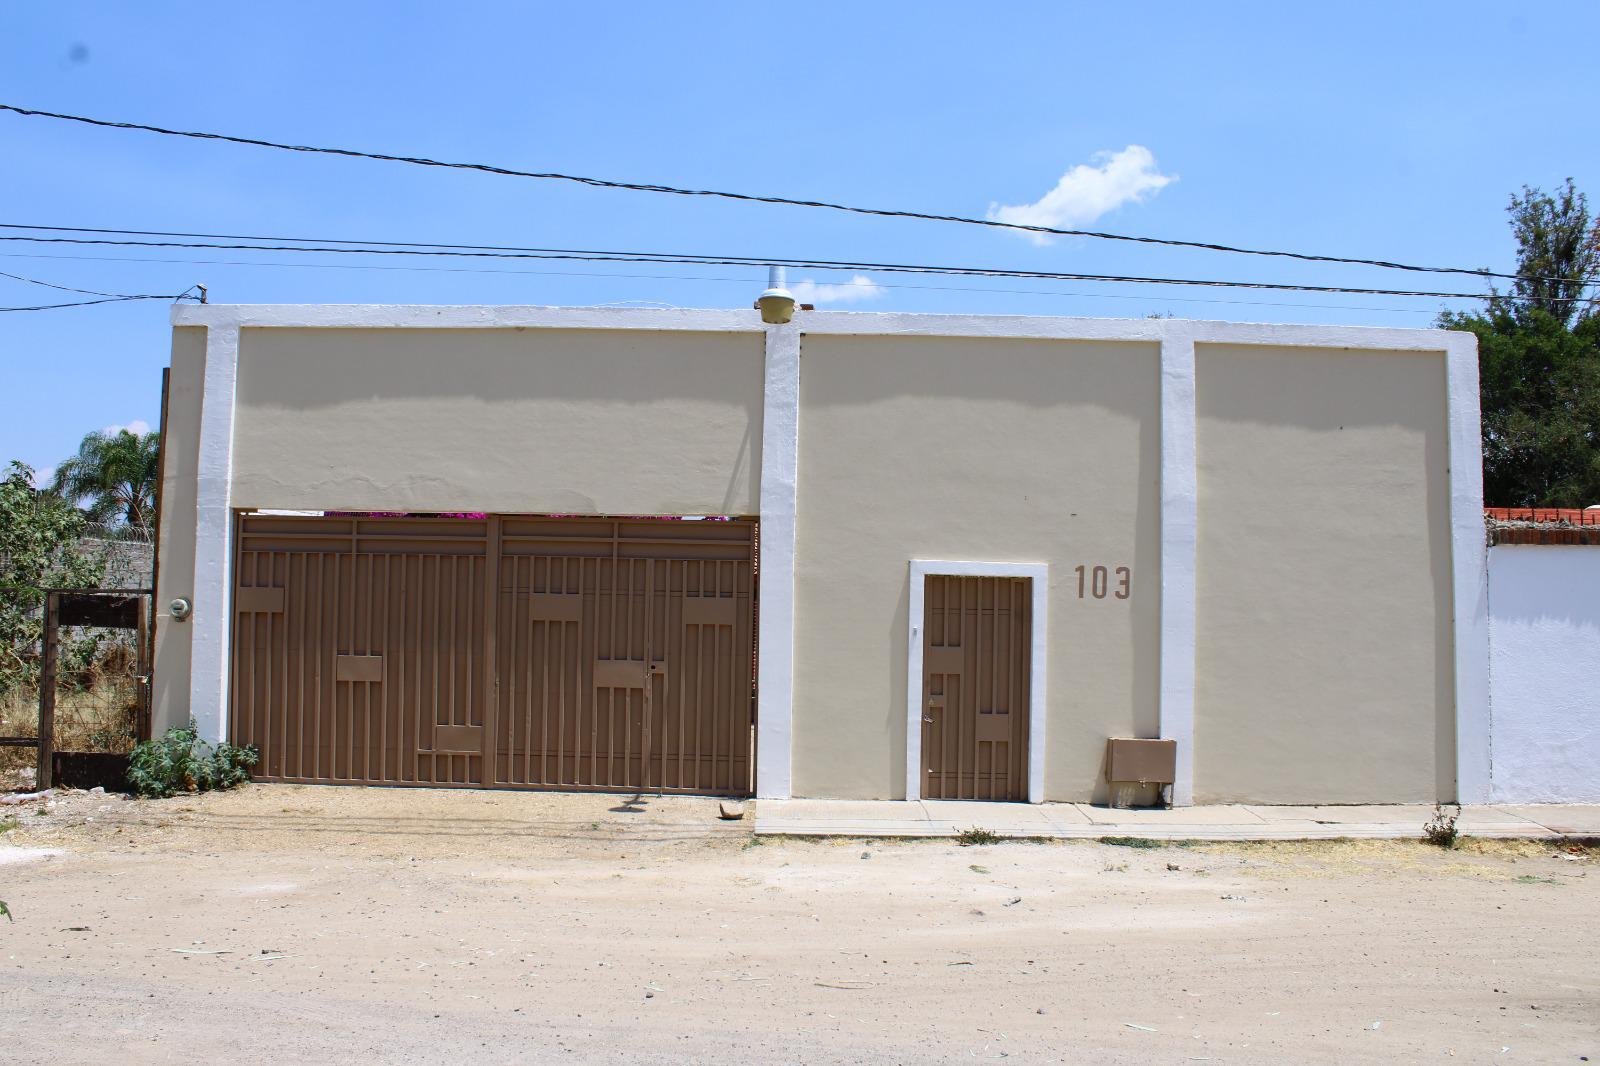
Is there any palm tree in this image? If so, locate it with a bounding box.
[50,429,160,541]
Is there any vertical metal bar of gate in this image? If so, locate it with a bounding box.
[483,516,501,782]
[642,559,654,792]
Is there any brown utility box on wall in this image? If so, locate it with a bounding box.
[1105,738,1176,809]
[1106,738,1177,785]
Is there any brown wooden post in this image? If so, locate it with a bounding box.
[135,596,151,742]
[148,365,170,731]
[36,591,59,790]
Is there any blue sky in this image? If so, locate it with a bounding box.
[3,2,1597,476]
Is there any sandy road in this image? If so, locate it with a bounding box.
[0,783,1594,1064]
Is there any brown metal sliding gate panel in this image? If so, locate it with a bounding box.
[232,516,490,786]
[230,514,755,795]
[495,518,754,795]
[921,575,1031,801]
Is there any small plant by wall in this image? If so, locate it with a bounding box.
[956,826,1001,846]
[1423,803,1461,848]
[126,721,258,799]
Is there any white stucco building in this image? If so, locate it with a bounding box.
[152,304,1500,806]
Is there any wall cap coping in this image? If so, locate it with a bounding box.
[172,303,1466,350]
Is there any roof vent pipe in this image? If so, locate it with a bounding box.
[756,264,796,324]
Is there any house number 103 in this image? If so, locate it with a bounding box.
[1074,565,1131,600]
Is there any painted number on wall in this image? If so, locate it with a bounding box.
[1074,565,1131,600]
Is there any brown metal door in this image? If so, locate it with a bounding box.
[232,515,491,786]
[921,575,1031,801]
[494,518,755,795]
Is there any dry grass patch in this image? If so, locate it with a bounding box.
[0,686,39,786]
[1189,835,1594,882]
[0,678,140,788]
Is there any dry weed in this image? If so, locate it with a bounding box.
[0,673,140,788]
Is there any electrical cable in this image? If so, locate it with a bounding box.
[0,248,1454,315]
[0,295,180,311]
[0,229,1546,301]
[0,265,199,310]
[10,223,1589,303]
[0,267,142,299]
[0,103,1580,287]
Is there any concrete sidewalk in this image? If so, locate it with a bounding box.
[753,799,1600,841]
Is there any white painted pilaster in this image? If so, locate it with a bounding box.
[755,323,800,799]
[188,324,240,744]
[1158,326,1199,806]
[1446,331,1491,803]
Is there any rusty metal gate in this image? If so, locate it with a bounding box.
[231,514,755,795]
[920,575,1031,801]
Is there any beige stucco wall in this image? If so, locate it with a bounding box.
[791,335,1161,802]
[151,326,206,734]
[1193,343,1455,804]
[230,328,763,515]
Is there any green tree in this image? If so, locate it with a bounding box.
[49,428,160,541]
[1441,180,1600,506]
[0,462,106,692]
[1501,180,1598,327]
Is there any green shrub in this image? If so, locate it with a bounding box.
[126,720,258,798]
[1099,835,1163,849]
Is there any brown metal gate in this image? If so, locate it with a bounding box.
[232,516,492,787]
[921,575,1031,801]
[494,517,754,794]
[230,514,755,795]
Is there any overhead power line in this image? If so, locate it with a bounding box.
[0,224,1549,302]
[0,265,197,311]
[0,103,1568,287]
[0,295,179,312]
[0,266,156,299]
[0,248,1455,316]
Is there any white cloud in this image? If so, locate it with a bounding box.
[32,466,55,489]
[790,275,885,305]
[102,419,151,437]
[987,145,1176,243]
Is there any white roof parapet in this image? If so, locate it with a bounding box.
[172,303,1464,351]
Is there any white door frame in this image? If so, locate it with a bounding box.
[906,559,1049,804]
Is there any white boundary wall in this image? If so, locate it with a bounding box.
[1488,544,1600,804]
[168,305,1487,804]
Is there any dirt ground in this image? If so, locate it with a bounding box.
[0,784,1595,1065]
